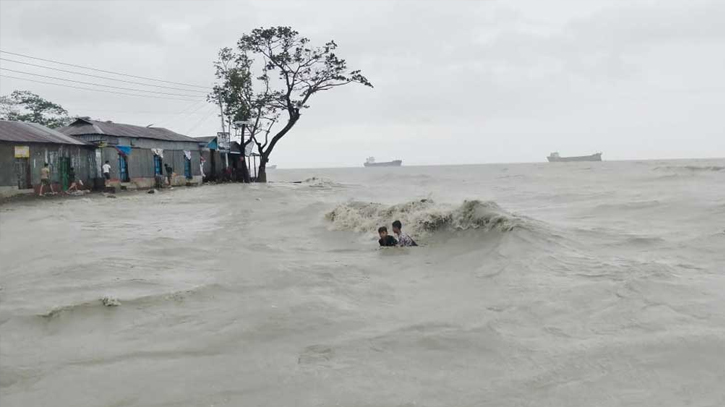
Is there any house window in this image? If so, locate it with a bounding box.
[184,157,192,179]
[154,155,163,175]
[119,155,130,182]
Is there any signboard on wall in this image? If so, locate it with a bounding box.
[217,132,230,150]
[14,146,30,158]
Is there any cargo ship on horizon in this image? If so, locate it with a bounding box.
[547,152,602,162]
[364,157,402,167]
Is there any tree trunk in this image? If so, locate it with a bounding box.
[256,156,267,183]
[254,112,299,183]
[239,157,251,183]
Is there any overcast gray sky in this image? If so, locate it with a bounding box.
[1,0,724,167]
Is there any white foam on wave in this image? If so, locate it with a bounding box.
[325,199,521,237]
[101,296,121,307]
[301,177,343,188]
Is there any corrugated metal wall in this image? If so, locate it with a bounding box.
[0,142,96,188]
[0,144,16,187]
[99,146,202,180]
[2,135,210,194]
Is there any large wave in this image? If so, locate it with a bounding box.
[325,199,522,236]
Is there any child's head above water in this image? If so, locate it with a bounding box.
[378,226,388,239]
[392,220,402,234]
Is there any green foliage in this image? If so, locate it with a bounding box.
[0,90,70,129]
[210,26,373,174]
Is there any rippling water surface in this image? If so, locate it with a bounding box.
[1,159,724,407]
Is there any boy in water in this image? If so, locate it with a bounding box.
[392,220,417,247]
[378,226,398,247]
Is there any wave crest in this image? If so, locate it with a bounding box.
[325,199,521,236]
[300,177,343,188]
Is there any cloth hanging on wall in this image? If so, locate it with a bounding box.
[115,146,132,156]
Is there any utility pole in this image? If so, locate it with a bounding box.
[216,91,226,135]
[241,123,248,181]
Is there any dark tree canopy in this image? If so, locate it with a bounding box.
[210,26,372,182]
[0,90,70,129]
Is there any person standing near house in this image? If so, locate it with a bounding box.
[164,163,173,186]
[38,163,55,196]
[66,166,83,193]
[102,160,111,187]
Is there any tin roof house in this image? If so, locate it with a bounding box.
[60,118,203,189]
[0,120,96,197]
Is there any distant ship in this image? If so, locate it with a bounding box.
[364,157,402,167]
[547,152,602,162]
[267,165,277,170]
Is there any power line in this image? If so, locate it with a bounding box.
[63,107,213,115]
[0,57,209,94]
[185,104,218,133]
[0,74,202,102]
[181,100,215,123]
[0,50,210,89]
[156,98,211,128]
[185,105,219,134]
[0,68,201,99]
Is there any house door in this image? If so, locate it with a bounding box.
[14,158,31,189]
[119,155,130,182]
[210,152,217,180]
[154,155,163,175]
[59,157,71,191]
[184,158,192,179]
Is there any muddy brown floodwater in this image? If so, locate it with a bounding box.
[1,160,725,407]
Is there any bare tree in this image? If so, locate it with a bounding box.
[210,26,373,182]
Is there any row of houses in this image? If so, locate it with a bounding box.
[0,118,243,198]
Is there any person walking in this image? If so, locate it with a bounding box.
[66,167,84,193]
[102,160,111,187]
[38,163,55,196]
